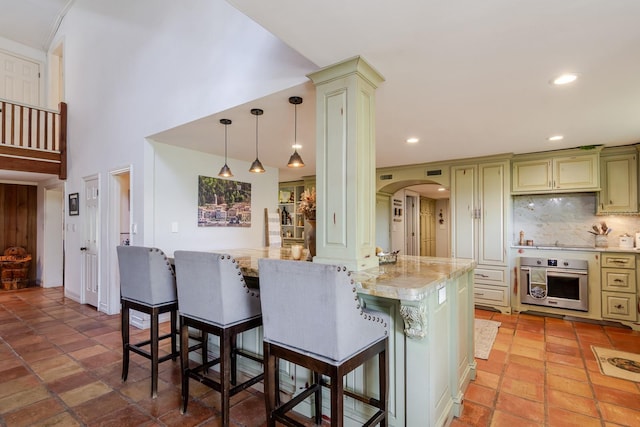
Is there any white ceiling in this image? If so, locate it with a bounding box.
[2,0,640,201]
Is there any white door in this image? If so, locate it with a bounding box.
[82,177,100,307]
[405,194,419,255]
[0,51,40,105]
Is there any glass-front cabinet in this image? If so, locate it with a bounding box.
[278,181,305,246]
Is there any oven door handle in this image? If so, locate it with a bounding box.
[546,268,588,275]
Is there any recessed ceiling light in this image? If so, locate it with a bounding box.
[406,137,419,144]
[551,73,578,85]
[548,135,564,141]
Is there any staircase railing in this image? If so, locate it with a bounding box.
[0,99,67,180]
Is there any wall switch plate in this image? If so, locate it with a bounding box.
[171,222,178,233]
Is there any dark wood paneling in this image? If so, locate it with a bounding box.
[0,184,37,284]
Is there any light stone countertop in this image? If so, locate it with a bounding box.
[213,248,477,302]
[512,245,640,253]
[351,255,477,302]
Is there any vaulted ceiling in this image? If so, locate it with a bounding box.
[1,0,640,197]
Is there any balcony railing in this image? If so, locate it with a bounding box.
[0,99,67,180]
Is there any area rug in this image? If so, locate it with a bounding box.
[474,319,501,360]
[591,346,640,382]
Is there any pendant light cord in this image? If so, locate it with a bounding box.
[224,124,228,161]
[255,113,259,157]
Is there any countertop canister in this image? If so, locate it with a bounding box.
[619,234,634,249]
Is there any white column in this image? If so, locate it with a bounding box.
[307,56,384,271]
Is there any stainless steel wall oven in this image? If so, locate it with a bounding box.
[520,257,589,311]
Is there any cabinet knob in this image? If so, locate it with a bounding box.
[614,304,624,309]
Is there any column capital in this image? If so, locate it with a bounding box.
[307,55,385,89]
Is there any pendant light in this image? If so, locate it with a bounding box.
[249,108,265,173]
[218,119,233,177]
[287,96,305,168]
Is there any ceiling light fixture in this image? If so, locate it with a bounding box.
[552,73,578,85]
[218,119,233,178]
[406,137,419,144]
[548,135,564,141]
[249,108,265,173]
[287,96,305,168]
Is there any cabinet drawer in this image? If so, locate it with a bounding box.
[601,268,636,292]
[601,253,636,269]
[602,291,638,322]
[474,268,505,283]
[473,284,509,306]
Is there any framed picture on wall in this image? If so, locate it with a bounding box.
[69,193,79,216]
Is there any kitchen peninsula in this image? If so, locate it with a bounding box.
[215,247,477,427]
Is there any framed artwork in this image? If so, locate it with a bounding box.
[197,175,252,227]
[68,193,79,216]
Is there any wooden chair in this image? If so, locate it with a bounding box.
[174,251,264,427]
[258,259,389,427]
[116,245,179,398]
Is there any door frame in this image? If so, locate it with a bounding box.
[107,166,132,315]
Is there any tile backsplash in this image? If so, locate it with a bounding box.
[512,193,640,248]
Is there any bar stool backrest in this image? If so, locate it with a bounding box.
[174,251,261,327]
[117,246,176,305]
[258,259,388,365]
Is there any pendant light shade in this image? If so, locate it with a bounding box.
[287,96,305,168]
[218,119,233,178]
[249,108,265,173]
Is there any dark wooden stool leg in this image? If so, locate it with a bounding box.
[380,347,388,427]
[274,355,281,406]
[121,301,130,382]
[313,371,322,424]
[263,343,277,427]
[171,307,178,360]
[180,318,190,414]
[331,371,344,427]
[230,333,237,386]
[150,306,159,398]
[202,331,209,373]
[221,330,232,427]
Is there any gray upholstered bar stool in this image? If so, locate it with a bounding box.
[258,259,389,427]
[174,251,264,427]
[116,245,179,399]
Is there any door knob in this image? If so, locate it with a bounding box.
[80,247,87,251]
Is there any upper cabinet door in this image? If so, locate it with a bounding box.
[512,159,552,193]
[512,152,600,194]
[598,151,638,214]
[553,154,599,191]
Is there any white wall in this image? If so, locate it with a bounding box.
[148,141,279,254]
[52,0,316,312]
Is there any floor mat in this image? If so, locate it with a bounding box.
[591,346,640,382]
[474,319,501,360]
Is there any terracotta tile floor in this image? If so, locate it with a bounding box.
[1,287,640,426]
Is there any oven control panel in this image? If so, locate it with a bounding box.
[520,257,588,271]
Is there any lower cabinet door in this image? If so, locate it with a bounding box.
[602,291,638,322]
[474,284,509,307]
